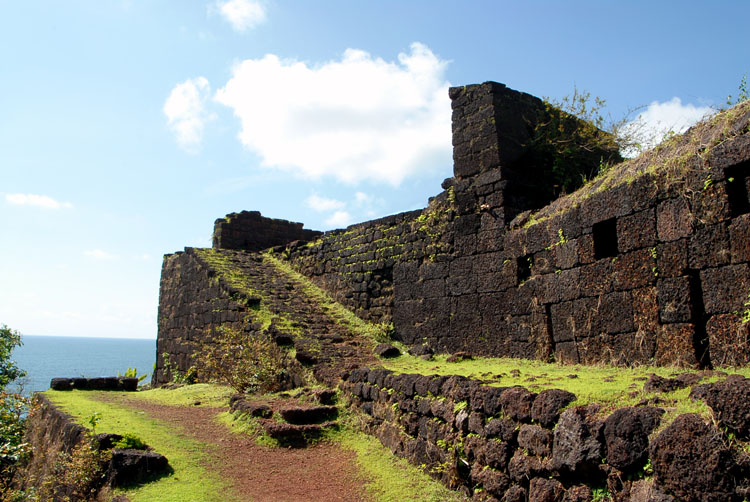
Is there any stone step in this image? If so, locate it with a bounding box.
[278,405,339,424]
[262,420,338,447]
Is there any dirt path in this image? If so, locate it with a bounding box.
[99,394,372,502]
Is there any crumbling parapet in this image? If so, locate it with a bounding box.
[212,210,322,251]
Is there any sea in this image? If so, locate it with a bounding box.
[9,335,156,396]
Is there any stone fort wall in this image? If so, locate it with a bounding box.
[161,82,750,368]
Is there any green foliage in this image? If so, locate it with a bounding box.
[535,87,624,200]
[112,432,147,450]
[161,353,197,385]
[727,74,749,105]
[0,392,31,466]
[0,325,29,489]
[50,438,111,501]
[86,412,102,433]
[742,293,750,325]
[592,487,612,502]
[194,326,291,394]
[118,367,148,383]
[0,326,25,390]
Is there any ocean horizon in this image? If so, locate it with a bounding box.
[9,334,156,396]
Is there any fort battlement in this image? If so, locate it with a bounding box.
[157,82,750,374]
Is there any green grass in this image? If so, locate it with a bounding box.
[127,383,235,407]
[45,390,238,502]
[334,427,468,502]
[216,410,280,448]
[383,353,750,417]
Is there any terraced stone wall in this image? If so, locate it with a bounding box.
[212,210,322,251]
[342,368,750,502]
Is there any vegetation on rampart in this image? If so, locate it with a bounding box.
[384,353,750,429]
[524,99,750,228]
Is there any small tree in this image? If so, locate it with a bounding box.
[0,325,29,489]
[194,326,292,394]
[0,326,25,390]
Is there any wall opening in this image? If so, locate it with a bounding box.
[517,255,532,284]
[687,269,711,369]
[726,162,750,217]
[544,303,555,359]
[593,218,618,260]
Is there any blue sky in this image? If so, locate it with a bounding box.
[1,1,748,339]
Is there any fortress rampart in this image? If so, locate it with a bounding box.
[156,82,750,380]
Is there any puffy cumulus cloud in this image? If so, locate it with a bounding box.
[622,97,715,156]
[214,43,452,185]
[164,77,213,152]
[84,249,118,261]
[5,193,72,209]
[215,0,266,32]
[305,194,345,212]
[325,211,353,228]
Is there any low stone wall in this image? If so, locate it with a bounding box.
[341,368,750,502]
[16,395,169,501]
[50,376,139,391]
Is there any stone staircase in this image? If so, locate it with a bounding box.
[192,248,380,385]
[230,389,341,447]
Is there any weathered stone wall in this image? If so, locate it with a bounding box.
[154,249,249,385]
[341,368,750,502]
[17,395,169,500]
[158,81,750,368]
[212,210,322,251]
[284,207,448,325]
[279,84,750,368]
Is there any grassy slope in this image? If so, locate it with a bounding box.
[45,389,237,502]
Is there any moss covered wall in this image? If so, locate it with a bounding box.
[279,84,750,368]
[157,82,750,369]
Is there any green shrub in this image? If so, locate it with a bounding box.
[194,326,291,393]
[0,325,29,488]
[113,432,147,450]
[118,367,148,383]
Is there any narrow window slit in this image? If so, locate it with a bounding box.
[517,255,532,284]
[725,162,750,217]
[593,218,618,260]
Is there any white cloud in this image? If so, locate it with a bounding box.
[305,194,346,212]
[215,0,266,32]
[5,193,72,209]
[325,211,353,228]
[354,192,371,205]
[214,42,452,185]
[622,97,715,156]
[164,77,212,152]
[84,249,118,261]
